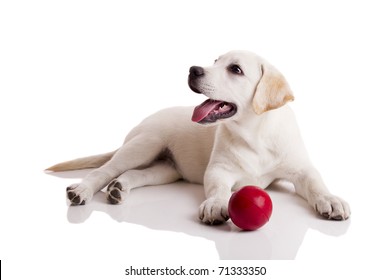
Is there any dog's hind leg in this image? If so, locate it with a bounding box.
[66,136,166,205]
[106,161,181,204]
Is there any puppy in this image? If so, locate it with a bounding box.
[47,50,350,224]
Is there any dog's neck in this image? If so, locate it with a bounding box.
[218,109,274,151]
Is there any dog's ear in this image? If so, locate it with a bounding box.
[252,63,294,115]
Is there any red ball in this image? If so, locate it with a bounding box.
[228,186,273,231]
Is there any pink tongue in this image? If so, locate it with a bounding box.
[192,99,223,122]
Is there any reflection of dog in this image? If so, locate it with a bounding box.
[47,50,350,224]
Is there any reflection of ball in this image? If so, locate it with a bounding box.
[228,186,273,231]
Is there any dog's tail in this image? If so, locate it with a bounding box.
[45,150,117,172]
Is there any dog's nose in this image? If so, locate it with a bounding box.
[189,66,204,78]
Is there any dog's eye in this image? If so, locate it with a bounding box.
[229,64,243,75]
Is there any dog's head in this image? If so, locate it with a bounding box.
[188,50,294,124]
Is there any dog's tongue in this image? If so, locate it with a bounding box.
[192,99,223,123]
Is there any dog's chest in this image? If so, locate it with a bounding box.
[213,125,282,177]
[232,142,278,175]
[227,145,280,190]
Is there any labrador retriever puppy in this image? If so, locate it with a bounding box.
[47,50,350,223]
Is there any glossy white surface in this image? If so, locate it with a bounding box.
[53,174,351,260]
[1,1,390,279]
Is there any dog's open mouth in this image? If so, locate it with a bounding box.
[192,99,237,124]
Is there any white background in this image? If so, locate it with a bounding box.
[1,0,390,279]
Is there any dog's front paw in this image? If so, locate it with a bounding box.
[106,179,126,204]
[66,184,93,206]
[199,197,230,225]
[312,194,351,220]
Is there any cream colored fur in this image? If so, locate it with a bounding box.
[47,50,350,224]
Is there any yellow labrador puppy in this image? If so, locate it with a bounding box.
[47,50,350,224]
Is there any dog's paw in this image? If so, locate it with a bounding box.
[199,197,230,225]
[312,194,351,220]
[106,179,126,204]
[66,184,92,206]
